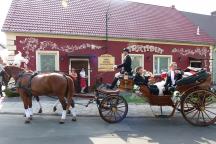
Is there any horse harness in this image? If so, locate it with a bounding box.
[16,72,38,97]
[15,72,69,97]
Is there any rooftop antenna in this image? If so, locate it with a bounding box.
[196,26,200,35]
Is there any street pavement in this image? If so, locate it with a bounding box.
[0,96,179,117]
[0,115,215,144]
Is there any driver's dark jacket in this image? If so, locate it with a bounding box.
[117,55,132,74]
[134,73,149,86]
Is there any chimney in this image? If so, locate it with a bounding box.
[211,11,216,16]
[171,5,175,9]
[196,26,200,35]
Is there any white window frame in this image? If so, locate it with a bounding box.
[190,60,202,68]
[121,54,144,71]
[69,58,90,86]
[36,50,59,72]
[153,55,172,75]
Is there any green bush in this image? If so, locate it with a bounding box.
[4,88,19,97]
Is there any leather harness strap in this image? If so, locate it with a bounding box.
[16,72,38,97]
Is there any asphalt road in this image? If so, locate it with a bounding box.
[0,114,215,144]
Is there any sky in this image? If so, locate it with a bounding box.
[0,0,216,46]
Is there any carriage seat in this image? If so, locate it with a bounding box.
[119,74,134,91]
[176,70,208,86]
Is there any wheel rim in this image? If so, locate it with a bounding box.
[99,96,128,123]
[181,90,216,126]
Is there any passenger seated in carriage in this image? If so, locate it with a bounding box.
[164,62,183,93]
[134,66,153,86]
[134,66,167,96]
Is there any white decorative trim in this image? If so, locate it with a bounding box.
[36,50,59,71]
[153,55,172,75]
[172,47,209,57]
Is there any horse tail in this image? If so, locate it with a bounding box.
[65,76,74,110]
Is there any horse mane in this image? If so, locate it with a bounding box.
[4,65,26,76]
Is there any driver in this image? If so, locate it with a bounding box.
[108,48,132,89]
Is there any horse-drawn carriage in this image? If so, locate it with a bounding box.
[1,65,216,126]
[98,68,216,126]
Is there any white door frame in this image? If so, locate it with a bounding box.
[69,58,90,86]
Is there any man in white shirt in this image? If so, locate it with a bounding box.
[164,62,178,92]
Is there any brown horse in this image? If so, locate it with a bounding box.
[3,65,76,124]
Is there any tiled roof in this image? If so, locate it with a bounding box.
[2,0,215,44]
[182,11,216,41]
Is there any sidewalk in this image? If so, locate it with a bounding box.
[0,96,182,118]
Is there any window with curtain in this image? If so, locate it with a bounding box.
[154,55,172,74]
[36,51,59,72]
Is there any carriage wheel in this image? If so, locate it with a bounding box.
[181,89,216,126]
[99,95,128,123]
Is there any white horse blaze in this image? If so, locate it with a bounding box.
[61,110,66,120]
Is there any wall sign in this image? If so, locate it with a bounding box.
[98,54,115,72]
[126,45,164,54]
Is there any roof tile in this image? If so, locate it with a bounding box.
[1,0,215,44]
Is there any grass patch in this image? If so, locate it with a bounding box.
[120,92,146,104]
[4,88,19,97]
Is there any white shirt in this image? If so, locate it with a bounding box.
[80,70,86,78]
[171,70,175,85]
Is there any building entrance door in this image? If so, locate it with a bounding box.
[69,59,90,93]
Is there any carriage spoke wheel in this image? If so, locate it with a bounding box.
[99,95,128,123]
[181,89,216,126]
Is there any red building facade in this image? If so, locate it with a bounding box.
[16,36,211,88]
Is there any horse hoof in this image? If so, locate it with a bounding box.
[59,120,65,124]
[29,115,33,120]
[72,117,77,122]
[67,110,71,115]
[38,108,42,113]
[53,106,57,112]
[25,119,31,124]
